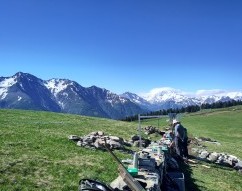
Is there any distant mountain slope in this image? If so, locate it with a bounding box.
[0,72,61,111]
[120,92,152,110]
[121,87,242,111]
[1,72,242,117]
[0,72,146,119]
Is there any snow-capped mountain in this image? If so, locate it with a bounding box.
[0,72,145,119]
[120,92,152,110]
[121,87,242,111]
[122,88,200,111]
[199,91,242,104]
[1,72,242,118]
[142,87,201,110]
[0,72,60,111]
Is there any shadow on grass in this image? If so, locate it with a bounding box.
[177,156,206,191]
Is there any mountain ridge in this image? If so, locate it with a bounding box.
[0,72,146,119]
[122,87,242,111]
[1,72,242,118]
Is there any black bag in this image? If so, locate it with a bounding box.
[177,125,187,142]
[79,178,114,191]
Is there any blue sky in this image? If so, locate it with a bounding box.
[1,0,242,95]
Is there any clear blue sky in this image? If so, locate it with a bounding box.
[1,0,242,95]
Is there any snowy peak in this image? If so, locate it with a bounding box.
[120,92,151,110]
[0,75,17,99]
[14,72,44,84]
[121,92,148,104]
[44,79,72,96]
[0,76,17,88]
[196,89,242,104]
[123,87,242,111]
[141,87,242,104]
[0,72,39,99]
[0,72,145,119]
[1,72,242,118]
[143,87,189,103]
[0,72,61,111]
[88,86,129,105]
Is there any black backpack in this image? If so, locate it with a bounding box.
[177,125,187,142]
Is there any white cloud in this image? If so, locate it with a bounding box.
[139,87,179,98]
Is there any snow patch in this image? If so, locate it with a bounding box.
[137,87,242,106]
[58,101,65,109]
[0,77,17,87]
[143,87,185,103]
[18,96,22,101]
[45,79,69,96]
[62,92,69,97]
[119,97,127,103]
[0,89,8,99]
[0,77,17,99]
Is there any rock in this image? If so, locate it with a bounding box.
[144,125,162,135]
[198,150,209,160]
[97,131,104,136]
[77,140,83,147]
[89,131,98,136]
[199,137,213,142]
[227,155,238,166]
[191,148,199,154]
[93,139,105,149]
[109,136,121,142]
[234,160,242,170]
[110,176,127,190]
[108,140,123,150]
[133,140,140,147]
[195,137,202,142]
[131,135,140,142]
[123,140,132,147]
[82,136,96,144]
[101,136,110,141]
[159,131,166,136]
[207,152,219,162]
[68,135,80,141]
[216,154,225,164]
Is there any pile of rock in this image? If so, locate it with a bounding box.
[130,135,151,147]
[69,131,130,150]
[144,126,165,135]
[191,148,242,173]
[69,132,154,151]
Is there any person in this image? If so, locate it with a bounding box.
[170,119,188,162]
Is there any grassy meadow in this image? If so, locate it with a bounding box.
[0,107,242,191]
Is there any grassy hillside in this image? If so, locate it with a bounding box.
[0,107,242,191]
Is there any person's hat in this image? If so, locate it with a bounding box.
[172,119,179,124]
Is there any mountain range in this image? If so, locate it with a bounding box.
[1,72,242,119]
[121,88,242,111]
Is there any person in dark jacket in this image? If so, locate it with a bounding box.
[170,119,188,161]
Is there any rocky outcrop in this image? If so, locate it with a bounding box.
[69,132,154,152]
[144,126,165,135]
[191,148,242,173]
[69,132,131,150]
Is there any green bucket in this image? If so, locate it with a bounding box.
[127,167,138,177]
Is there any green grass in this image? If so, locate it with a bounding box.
[183,106,242,158]
[0,107,242,191]
[0,109,134,191]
